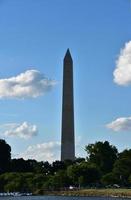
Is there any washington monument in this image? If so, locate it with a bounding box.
[61,49,75,161]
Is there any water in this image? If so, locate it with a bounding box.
[0,196,130,200]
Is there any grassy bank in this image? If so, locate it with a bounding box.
[35,189,131,198]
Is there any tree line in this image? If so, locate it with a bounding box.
[0,139,131,193]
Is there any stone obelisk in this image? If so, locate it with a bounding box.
[61,49,75,161]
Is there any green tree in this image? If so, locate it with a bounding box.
[111,149,131,186]
[85,141,118,174]
[42,161,52,175]
[43,170,71,190]
[0,174,6,191]
[113,158,131,185]
[67,162,100,186]
[0,140,11,173]
[101,172,119,185]
[32,173,47,190]
[1,173,23,192]
[56,170,70,188]
[51,160,65,174]
[11,158,45,173]
[75,157,85,164]
[128,174,131,184]
[67,164,80,184]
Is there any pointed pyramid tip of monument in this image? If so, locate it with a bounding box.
[66,48,71,55]
[64,48,72,60]
[66,48,70,52]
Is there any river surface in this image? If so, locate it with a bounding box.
[0,196,131,200]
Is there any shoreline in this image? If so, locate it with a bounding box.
[35,189,131,198]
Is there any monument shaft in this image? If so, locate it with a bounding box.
[61,49,75,161]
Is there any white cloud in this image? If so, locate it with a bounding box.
[106,117,131,132]
[113,41,131,86]
[15,141,61,162]
[2,122,38,139]
[0,69,56,99]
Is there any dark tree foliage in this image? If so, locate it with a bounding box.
[11,158,35,172]
[43,170,71,190]
[62,159,74,168]
[67,162,100,186]
[101,172,119,185]
[118,149,131,160]
[42,161,52,174]
[113,149,131,185]
[0,172,48,192]
[51,160,65,174]
[0,139,11,173]
[75,157,85,164]
[1,139,131,191]
[11,159,51,174]
[85,141,118,174]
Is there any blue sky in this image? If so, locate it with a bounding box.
[0,0,131,162]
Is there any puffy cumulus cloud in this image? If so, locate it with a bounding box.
[3,122,38,139]
[106,117,131,132]
[0,70,56,99]
[15,141,61,162]
[113,41,131,86]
